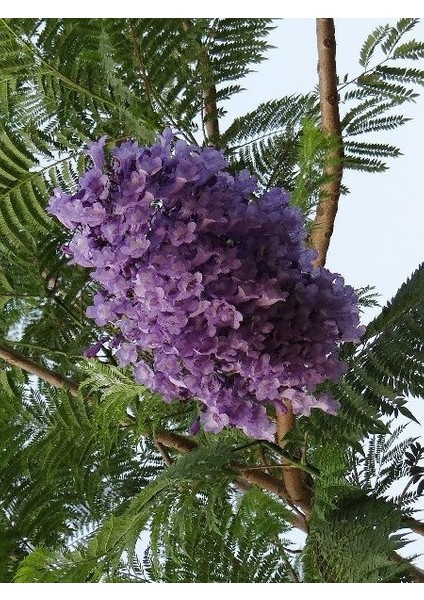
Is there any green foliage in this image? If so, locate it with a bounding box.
[349,422,424,507]
[143,488,296,583]
[304,492,410,582]
[0,385,158,548]
[340,19,424,172]
[0,17,423,583]
[223,94,316,191]
[361,262,424,399]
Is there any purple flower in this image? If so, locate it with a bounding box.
[79,169,110,201]
[134,360,155,388]
[47,130,364,441]
[86,293,115,326]
[84,335,109,358]
[200,406,230,434]
[115,342,138,367]
[168,221,197,246]
[47,190,84,229]
[84,136,107,170]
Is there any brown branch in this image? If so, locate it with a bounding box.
[128,19,154,109]
[153,428,308,532]
[121,419,424,579]
[202,85,220,145]
[392,551,424,583]
[402,516,424,537]
[275,18,343,518]
[182,19,220,146]
[309,18,343,268]
[154,441,173,467]
[0,344,79,396]
[276,406,312,515]
[154,429,197,454]
[258,445,271,475]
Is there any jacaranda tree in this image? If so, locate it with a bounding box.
[0,17,423,583]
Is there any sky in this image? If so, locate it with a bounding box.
[222,17,424,563]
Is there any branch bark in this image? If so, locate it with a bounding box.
[276,18,344,514]
[6,341,424,578]
[276,406,312,515]
[402,516,424,538]
[128,19,154,110]
[0,343,79,396]
[153,428,308,532]
[182,19,220,146]
[309,18,343,268]
[154,440,173,467]
[392,551,424,583]
[202,85,220,145]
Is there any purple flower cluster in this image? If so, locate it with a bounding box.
[48,130,364,441]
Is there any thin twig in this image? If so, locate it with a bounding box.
[392,551,424,583]
[128,19,154,109]
[1,19,118,110]
[337,25,405,94]
[276,538,301,582]
[126,20,196,145]
[152,429,308,532]
[398,478,415,506]
[0,346,307,528]
[6,339,424,564]
[258,446,271,475]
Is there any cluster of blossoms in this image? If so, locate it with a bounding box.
[48,129,364,441]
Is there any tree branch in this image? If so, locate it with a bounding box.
[126,20,196,146]
[153,428,308,533]
[182,19,220,146]
[276,406,312,515]
[202,84,220,145]
[128,19,155,110]
[392,551,424,583]
[309,18,343,268]
[275,17,344,518]
[0,343,79,396]
[402,516,424,537]
[154,440,173,467]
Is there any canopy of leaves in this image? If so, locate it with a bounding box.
[0,17,423,583]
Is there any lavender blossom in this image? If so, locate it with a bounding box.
[47,129,365,441]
